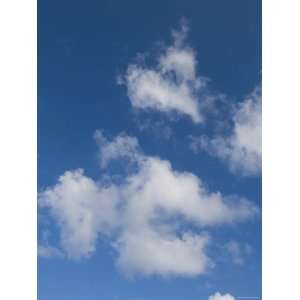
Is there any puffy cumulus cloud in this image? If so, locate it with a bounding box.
[115,230,211,278]
[121,21,212,123]
[117,156,257,227]
[39,132,257,277]
[190,87,261,176]
[209,292,235,300]
[38,169,120,259]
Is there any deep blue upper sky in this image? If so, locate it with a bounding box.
[38,1,261,299]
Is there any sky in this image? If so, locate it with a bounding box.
[38,1,261,299]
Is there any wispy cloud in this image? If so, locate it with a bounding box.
[224,240,253,266]
[38,244,64,258]
[190,86,261,176]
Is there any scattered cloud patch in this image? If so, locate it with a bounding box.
[134,116,173,140]
[225,241,244,265]
[38,244,64,258]
[190,86,261,176]
[94,130,141,169]
[224,241,253,266]
[39,132,257,277]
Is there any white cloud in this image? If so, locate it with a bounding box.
[94,130,141,168]
[121,22,210,123]
[120,21,261,176]
[115,230,211,278]
[190,87,261,176]
[39,169,120,259]
[39,132,257,277]
[209,292,235,300]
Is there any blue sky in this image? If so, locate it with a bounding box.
[38,1,261,300]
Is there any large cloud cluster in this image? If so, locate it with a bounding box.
[39,131,257,278]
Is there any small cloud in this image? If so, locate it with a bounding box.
[225,241,244,265]
[224,240,253,266]
[38,244,64,259]
[209,292,235,300]
[134,116,173,140]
